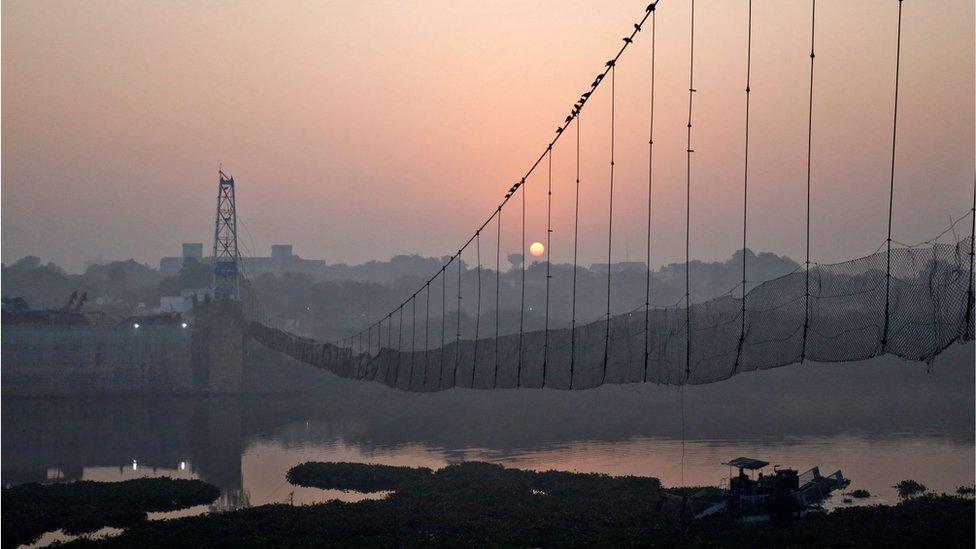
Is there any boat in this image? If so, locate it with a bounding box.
[689,457,850,521]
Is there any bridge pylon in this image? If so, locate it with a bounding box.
[212,168,241,301]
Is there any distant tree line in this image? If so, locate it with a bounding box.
[3,249,799,342]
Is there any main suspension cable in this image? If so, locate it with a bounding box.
[338,2,664,354]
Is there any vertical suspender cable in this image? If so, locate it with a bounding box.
[801,0,816,363]
[385,314,392,380]
[644,5,657,383]
[681,0,693,484]
[517,177,527,388]
[543,147,553,386]
[494,208,501,388]
[439,266,447,388]
[410,294,416,388]
[455,254,463,386]
[967,178,975,339]
[379,315,387,380]
[395,305,404,387]
[424,282,430,386]
[733,0,753,376]
[882,0,903,352]
[685,0,696,381]
[472,231,482,387]
[602,64,616,385]
[570,113,582,389]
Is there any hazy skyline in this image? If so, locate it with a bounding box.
[3,0,973,273]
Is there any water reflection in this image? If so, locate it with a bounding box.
[3,345,973,515]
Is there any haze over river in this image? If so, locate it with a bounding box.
[4,344,972,535]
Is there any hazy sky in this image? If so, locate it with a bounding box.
[3,0,973,273]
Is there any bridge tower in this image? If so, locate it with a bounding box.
[212,169,241,301]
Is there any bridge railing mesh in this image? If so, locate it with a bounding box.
[249,238,973,391]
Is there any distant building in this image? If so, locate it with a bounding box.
[271,244,293,258]
[159,243,325,278]
[159,288,214,314]
[182,243,203,260]
[241,245,325,278]
[160,242,206,276]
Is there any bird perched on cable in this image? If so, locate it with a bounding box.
[605,60,615,67]
[634,23,642,31]
[623,37,633,44]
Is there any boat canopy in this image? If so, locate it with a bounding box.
[723,457,769,470]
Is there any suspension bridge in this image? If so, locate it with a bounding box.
[233,0,973,392]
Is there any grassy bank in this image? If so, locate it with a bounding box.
[1,478,220,547]
[60,462,973,547]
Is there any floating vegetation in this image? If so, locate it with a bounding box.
[1,478,219,547]
[57,464,974,548]
[287,462,432,492]
[894,479,928,499]
[956,485,975,497]
[849,489,871,499]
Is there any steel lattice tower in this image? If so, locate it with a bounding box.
[212,169,241,301]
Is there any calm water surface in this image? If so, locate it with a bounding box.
[4,349,974,546]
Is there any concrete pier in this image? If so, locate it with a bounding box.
[192,300,245,394]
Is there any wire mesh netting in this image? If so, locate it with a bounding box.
[249,238,974,391]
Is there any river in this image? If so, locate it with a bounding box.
[3,344,973,545]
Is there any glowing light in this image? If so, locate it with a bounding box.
[132,459,138,470]
[529,242,545,257]
[179,461,186,471]
[133,323,140,329]
[181,322,188,328]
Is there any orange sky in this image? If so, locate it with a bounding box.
[3,0,973,272]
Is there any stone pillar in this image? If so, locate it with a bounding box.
[192,300,244,394]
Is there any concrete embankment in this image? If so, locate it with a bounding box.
[2,325,200,396]
[2,301,245,396]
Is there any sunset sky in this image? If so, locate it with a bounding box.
[3,0,973,272]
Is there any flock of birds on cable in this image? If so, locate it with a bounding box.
[505,2,656,201]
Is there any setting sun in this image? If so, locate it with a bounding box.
[529,242,545,257]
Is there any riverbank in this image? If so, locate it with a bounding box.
[1,478,220,547]
[54,462,973,547]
